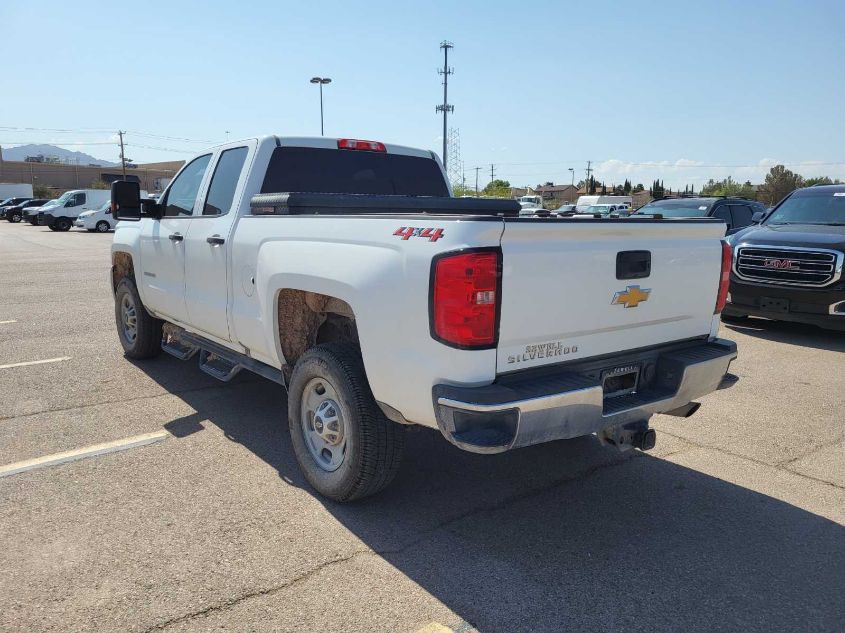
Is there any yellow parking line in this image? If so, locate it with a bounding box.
[0,430,170,478]
[0,356,71,370]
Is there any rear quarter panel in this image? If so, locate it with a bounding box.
[230,215,504,427]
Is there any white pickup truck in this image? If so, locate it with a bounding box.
[110,135,737,501]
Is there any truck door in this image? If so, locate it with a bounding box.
[183,145,251,341]
[139,154,212,323]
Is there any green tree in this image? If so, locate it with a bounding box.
[481,179,512,198]
[803,176,834,187]
[90,179,110,189]
[759,165,803,205]
[588,176,597,194]
[623,179,631,194]
[633,183,645,193]
[33,184,53,198]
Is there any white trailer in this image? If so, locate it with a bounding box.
[0,183,34,199]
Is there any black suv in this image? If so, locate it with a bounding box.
[724,184,845,331]
[0,197,32,219]
[3,199,48,223]
[634,197,766,235]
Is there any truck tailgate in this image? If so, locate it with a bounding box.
[497,219,725,373]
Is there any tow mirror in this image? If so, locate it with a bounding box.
[112,181,141,221]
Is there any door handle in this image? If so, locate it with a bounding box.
[168,233,183,242]
[206,235,225,245]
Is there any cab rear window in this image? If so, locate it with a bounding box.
[261,147,449,197]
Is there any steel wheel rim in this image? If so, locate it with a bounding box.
[120,293,138,345]
[300,377,347,472]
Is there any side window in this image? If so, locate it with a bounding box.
[203,147,249,216]
[163,154,212,217]
[67,193,85,207]
[712,205,732,228]
[730,204,753,228]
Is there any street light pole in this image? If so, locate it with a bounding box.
[310,77,332,136]
[568,167,574,188]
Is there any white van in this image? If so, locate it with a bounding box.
[38,189,113,231]
[575,195,632,212]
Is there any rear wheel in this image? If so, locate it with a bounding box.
[114,278,163,359]
[288,342,405,502]
[8,212,22,223]
[95,221,110,233]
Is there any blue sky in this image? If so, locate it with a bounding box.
[2,0,844,188]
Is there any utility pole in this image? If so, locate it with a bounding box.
[490,163,495,184]
[435,41,454,171]
[474,166,481,194]
[585,160,593,191]
[118,130,127,180]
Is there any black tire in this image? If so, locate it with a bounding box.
[95,221,110,233]
[47,225,58,231]
[114,277,163,359]
[54,218,72,231]
[9,212,22,223]
[28,217,38,225]
[288,342,405,502]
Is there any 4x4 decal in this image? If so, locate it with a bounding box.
[393,227,445,242]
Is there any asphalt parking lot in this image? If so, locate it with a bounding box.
[0,220,843,633]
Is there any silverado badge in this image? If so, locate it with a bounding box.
[612,285,651,308]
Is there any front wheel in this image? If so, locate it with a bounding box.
[288,342,405,502]
[8,212,22,223]
[95,221,110,233]
[54,218,72,231]
[114,278,163,359]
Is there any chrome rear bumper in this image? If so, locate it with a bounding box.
[433,338,737,454]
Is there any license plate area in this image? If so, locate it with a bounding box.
[760,296,790,313]
[602,364,640,398]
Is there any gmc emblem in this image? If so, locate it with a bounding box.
[764,258,798,269]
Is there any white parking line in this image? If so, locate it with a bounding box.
[0,430,170,478]
[0,356,71,370]
[0,320,17,325]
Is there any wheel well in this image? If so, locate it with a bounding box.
[276,289,357,373]
[112,252,134,290]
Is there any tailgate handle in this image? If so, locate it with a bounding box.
[616,250,651,280]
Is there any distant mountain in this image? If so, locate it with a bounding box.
[1,144,117,167]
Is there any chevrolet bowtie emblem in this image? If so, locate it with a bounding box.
[612,285,651,308]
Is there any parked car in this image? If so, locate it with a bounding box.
[109,134,736,501]
[556,204,577,215]
[75,200,116,232]
[724,184,845,331]
[23,199,59,225]
[37,189,113,231]
[585,204,630,216]
[634,197,766,235]
[4,199,48,223]
[0,197,32,219]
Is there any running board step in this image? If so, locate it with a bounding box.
[161,338,198,360]
[198,350,242,382]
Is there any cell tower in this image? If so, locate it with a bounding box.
[435,41,454,171]
[446,127,462,188]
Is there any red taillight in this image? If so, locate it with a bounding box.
[715,241,732,314]
[337,138,386,152]
[431,250,500,348]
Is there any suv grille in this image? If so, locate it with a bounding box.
[735,246,842,287]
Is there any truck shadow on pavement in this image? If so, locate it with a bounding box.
[722,317,845,352]
[136,357,845,633]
